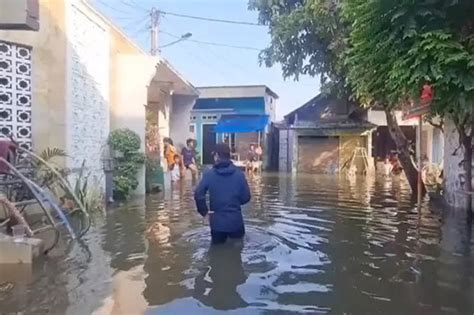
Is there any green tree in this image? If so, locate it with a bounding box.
[249,0,424,195]
[249,0,348,96]
[344,0,473,214]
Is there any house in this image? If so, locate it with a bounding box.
[367,106,444,165]
[190,85,278,167]
[277,94,376,174]
[278,94,445,176]
[0,0,197,195]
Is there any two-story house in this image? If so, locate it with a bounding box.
[190,85,278,167]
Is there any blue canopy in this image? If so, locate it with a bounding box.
[214,114,269,133]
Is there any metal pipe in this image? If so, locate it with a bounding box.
[417,116,423,208]
[15,146,91,237]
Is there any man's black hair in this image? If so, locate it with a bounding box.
[214,143,231,159]
[186,138,194,146]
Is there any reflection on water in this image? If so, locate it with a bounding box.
[1,174,473,314]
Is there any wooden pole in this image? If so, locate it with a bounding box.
[417,116,423,207]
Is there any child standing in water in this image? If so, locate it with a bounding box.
[194,143,251,244]
[170,154,181,182]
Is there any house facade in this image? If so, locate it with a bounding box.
[0,0,197,195]
[277,95,375,174]
[190,85,278,166]
[278,95,445,176]
[367,108,444,165]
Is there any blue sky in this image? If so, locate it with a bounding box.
[92,0,320,119]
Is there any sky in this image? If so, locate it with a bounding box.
[92,0,321,119]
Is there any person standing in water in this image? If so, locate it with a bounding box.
[194,143,251,244]
[163,137,178,171]
[181,138,198,179]
[245,144,257,173]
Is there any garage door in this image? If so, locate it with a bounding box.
[297,136,339,174]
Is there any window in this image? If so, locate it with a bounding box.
[189,125,195,134]
[212,115,217,119]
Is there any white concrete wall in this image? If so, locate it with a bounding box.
[432,127,444,164]
[170,94,196,150]
[66,1,110,191]
[265,94,277,122]
[111,54,159,195]
[443,118,473,209]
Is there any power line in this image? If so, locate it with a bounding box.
[96,0,131,15]
[129,19,150,39]
[121,12,150,30]
[189,39,262,51]
[120,0,149,12]
[159,10,262,26]
[160,31,262,51]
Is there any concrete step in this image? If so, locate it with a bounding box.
[0,234,44,264]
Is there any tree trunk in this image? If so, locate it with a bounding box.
[384,109,426,196]
[461,133,473,219]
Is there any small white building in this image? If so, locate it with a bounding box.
[0,0,198,196]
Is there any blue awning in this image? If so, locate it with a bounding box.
[214,114,269,133]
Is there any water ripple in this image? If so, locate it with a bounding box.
[1,174,473,314]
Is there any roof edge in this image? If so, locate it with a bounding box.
[197,85,279,98]
[284,94,325,119]
[158,58,199,96]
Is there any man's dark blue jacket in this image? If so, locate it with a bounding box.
[194,160,251,232]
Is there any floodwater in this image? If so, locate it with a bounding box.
[1,174,473,314]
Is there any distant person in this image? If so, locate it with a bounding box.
[163,137,178,171]
[181,138,198,179]
[245,144,257,173]
[383,156,393,177]
[255,145,263,158]
[194,143,251,244]
[390,152,403,175]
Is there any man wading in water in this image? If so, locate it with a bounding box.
[194,143,251,244]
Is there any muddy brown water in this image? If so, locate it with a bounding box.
[0,174,473,314]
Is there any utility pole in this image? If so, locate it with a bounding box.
[150,7,160,55]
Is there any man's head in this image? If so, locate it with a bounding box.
[249,144,255,150]
[186,138,195,148]
[213,143,231,162]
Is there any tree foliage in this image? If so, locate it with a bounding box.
[249,0,349,96]
[344,0,473,210]
[344,0,474,122]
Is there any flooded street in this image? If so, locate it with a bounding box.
[1,174,473,314]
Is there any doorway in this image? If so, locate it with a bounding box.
[202,124,217,164]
